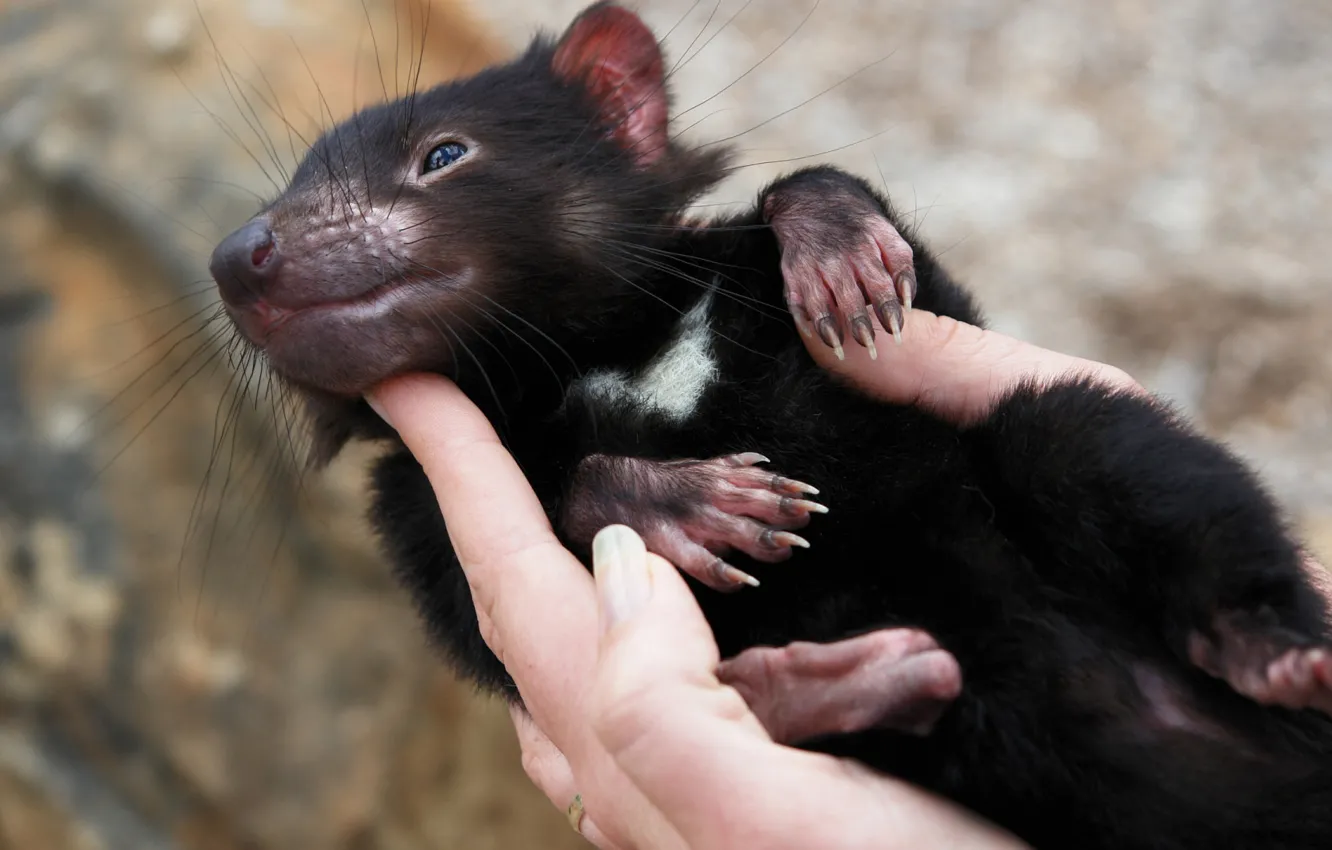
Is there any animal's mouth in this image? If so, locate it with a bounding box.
[226,276,423,347]
[218,269,468,397]
[208,213,469,396]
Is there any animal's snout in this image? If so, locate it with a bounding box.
[210,218,280,305]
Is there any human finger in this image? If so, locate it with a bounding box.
[510,706,624,850]
[800,308,1141,424]
[366,374,599,746]
[511,705,577,819]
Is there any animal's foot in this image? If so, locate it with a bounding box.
[1188,609,1332,715]
[562,452,825,592]
[763,174,916,360]
[717,629,963,745]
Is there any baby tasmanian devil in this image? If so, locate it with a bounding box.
[207,3,1332,848]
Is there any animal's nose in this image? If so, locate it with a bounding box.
[210,218,280,305]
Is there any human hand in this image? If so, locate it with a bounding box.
[366,374,1028,849]
[797,307,1143,424]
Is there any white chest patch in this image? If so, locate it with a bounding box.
[574,288,719,423]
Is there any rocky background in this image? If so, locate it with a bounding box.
[0,0,1329,848]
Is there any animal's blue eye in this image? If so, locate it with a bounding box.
[424,141,468,174]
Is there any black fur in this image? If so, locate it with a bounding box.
[214,5,1332,848]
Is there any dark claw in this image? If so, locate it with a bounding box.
[815,314,845,360]
[779,496,829,516]
[710,558,760,589]
[850,311,877,360]
[771,474,820,496]
[758,528,811,550]
[875,298,904,346]
[896,270,917,311]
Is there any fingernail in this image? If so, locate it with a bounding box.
[364,392,392,427]
[593,525,653,629]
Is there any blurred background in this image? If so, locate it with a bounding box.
[0,0,1329,847]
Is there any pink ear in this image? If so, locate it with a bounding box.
[552,3,668,167]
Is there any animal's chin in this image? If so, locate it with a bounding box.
[225,282,453,397]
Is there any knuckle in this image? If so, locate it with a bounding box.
[716,476,747,496]
[698,504,733,529]
[786,640,820,664]
[741,469,777,493]
[808,287,835,311]
[714,680,764,728]
[1096,364,1144,394]
[829,269,860,296]
[476,615,506,663]
[519,745,551,789]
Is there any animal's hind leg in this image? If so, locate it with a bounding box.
[1189,604,1332,714]
[969,376,1332,714]
[716,629,963,745]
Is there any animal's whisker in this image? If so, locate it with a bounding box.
[175,342,243,599]
[199,17,291,188]
[671,0,803,123]
[80,305,229,423]
[401,255,578,389]
[419,304,508,428]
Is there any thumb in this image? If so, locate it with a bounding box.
[587,526,782,840]
[589,525,760,736]
[801,309,1140,424]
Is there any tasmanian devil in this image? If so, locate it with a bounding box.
[205,2,1332,848]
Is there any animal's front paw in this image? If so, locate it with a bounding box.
[1189,609,1332,716]
[764,175,916,360]
[562,452,826,592]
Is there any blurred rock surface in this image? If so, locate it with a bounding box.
[1,0,1330,848]
[1,0,585,847]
